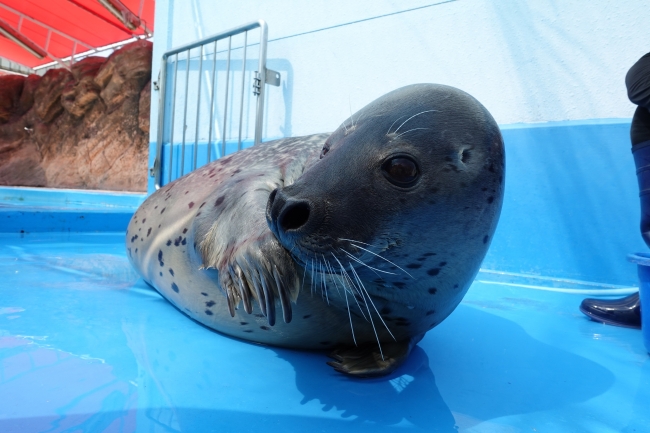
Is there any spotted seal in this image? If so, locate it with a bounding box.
[126,83,504,377]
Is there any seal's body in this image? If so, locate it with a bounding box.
[127,84,504,376]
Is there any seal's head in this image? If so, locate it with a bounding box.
[267,83,504,338]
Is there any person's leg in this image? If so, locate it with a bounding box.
[633,140,650,247]
[579,140,650,328]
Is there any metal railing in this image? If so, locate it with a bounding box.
[151,20,280,189]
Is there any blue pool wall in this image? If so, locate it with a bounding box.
[0,187,145,233]
[488,119,646,286]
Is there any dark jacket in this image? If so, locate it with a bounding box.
[626,52,650,146]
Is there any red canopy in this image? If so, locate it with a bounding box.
[0,0,154,69]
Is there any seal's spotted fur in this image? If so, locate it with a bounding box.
[126,84,504,376]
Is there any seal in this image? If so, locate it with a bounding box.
[126,83,505,377]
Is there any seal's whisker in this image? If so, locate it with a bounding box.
[336,263,367,325]
[310,259,315,297]
[323,256,342,298]
[353,110,368,130]
[301,257,308,294]
[387,114,408,135]
[333,254,357,346]
[349,263,385,361]
[393,109,438,135]
[347,264,396,342]
[343,242,414,279]
[395,127,431,140]
[317,258,322,300]
[339,237,382,249]
[341,249,397,275]
[321,259,327,303]
[320,259,329,305]
[322,254,341,298]
[342,269,368,321]
[331,254,368,321]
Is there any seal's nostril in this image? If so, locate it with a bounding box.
[279,202,311,232]
[268,188,278,205]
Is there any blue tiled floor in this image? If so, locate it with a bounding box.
[1,231,648,432]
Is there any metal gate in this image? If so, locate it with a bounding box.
[151,20,280,189]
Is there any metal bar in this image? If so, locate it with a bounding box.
[154,54,168,188]
[67,0,134,35]
[155,62,166,186]
[207,40,217,163]
[71,41,77,65]
[254,21,269,145]
[221,36,232,158]
[193,44,203,170]
[180,49,191,177]
[98,0,141,31]
[44,29,51,52]
[0,17,46,59]
[237,31,248,151]
[167,54,179,185]
[163,21,263,58]
[153,20,271,187]
[35,36,143,73]
[0,3,94,52]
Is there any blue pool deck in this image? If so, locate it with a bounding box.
[2,116,650,433]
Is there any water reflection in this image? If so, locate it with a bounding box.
[273,346,456,431]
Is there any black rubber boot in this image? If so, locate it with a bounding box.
[579,292,641,329]
[578,143,650,328]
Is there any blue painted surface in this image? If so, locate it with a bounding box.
[1,231,648,432]
[0,187,146,209]
[484,119,646,286]
[0,187,145,233]
[156,140,255,189]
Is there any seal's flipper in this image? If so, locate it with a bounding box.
[193,169,302,325]
[327,335,423,377]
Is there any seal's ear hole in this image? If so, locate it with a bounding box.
[381,156,419,187]
[461,149,471,164]
[320,143,331,159]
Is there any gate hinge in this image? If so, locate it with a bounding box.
[253,69,281,95]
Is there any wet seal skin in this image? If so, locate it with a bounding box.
[126,83,505,377]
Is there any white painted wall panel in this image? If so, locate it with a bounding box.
[150,0,650,140]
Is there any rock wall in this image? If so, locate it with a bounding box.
[0,40,152,192]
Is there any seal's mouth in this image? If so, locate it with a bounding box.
[284,237,408,283]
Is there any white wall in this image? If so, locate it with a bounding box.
[150,0,650,140]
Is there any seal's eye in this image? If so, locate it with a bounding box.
[320,143,330,159]
[381,156,419,187]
